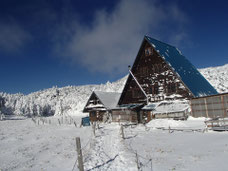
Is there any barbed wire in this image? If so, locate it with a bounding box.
[72,158,78,171]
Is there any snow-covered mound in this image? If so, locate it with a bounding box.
[0,63,228,116]
[146,117,206,129]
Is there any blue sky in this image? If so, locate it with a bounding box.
[0,0,227,94]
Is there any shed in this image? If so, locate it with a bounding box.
[83,91,121,122]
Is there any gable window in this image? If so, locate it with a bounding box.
[145,47,153,56]
[154,85,159,94]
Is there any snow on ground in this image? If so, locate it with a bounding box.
[1,117,228,171]
[124,125,228,171]
[0,115,91,171]
[146,116,207,129]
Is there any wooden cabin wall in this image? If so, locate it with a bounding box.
[119,41,192,105]
[140,111,152,123]
[89,111,106,122]
[112,110,137,122]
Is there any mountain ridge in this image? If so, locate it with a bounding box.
[0,64,227,116]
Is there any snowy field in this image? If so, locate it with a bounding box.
[1,116,228,171]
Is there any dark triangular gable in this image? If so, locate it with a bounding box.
[145,36,218,97]
[118,36,217,105]
[83,91,106,112]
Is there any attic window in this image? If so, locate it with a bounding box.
[145,47,153,56]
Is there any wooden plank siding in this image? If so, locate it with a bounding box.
[112,110,138,123]
[89,111,106,122]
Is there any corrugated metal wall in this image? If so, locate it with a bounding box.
[191,94,228,118]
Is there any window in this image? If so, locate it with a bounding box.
[171,83,176,93]
[149,87,153,94]
[145,47,153,56]
[154,85,159,94]
[92,98,100,105]
[154,64,159,73]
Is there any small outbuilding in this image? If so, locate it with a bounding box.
[83,91,121,122]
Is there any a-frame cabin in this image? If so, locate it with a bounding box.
[83,91,121,122]
[117,36,217,122]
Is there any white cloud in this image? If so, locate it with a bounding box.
[54,0,188,74]
[0,22,31,53]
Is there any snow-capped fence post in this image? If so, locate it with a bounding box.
[150,158,153,171]
[169,126,171,133]
[120,125,125,139]
[203,125,208,133]
[40,117,44,125]
[76,137,84,171]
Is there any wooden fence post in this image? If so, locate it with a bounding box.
[121,125,125,139]
[76,137,84,171]
[92,123,96,137]
[136,152,140,171]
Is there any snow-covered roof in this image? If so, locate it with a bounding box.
[142,100,189,114]
[145,36,218,97]
[115,103,144,110]
[93,91,121,110]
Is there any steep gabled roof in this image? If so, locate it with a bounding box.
[145,36,218,97]
[93,91,121,109]
[84,91,121,112]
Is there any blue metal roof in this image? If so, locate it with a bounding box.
[145,36,218,97]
